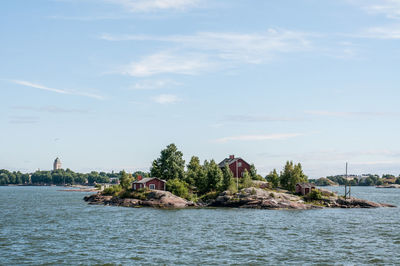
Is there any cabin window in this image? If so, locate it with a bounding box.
[133,184,136,190]
[149,184,155,190]
[238,162,242,167]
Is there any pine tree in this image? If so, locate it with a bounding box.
[266,169,279,188]
[221,163,235,191]
[150,143,185,181]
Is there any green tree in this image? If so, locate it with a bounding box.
[185,156,202,187]
[204,160,223,192]
[250,164,259,180]
[166,178,189,199]
[266,169,279,188]
[221,163,235,191]
[241,169,252,188]
[119,171,133,190]
[279,161,307,192]
[150,144,185,181]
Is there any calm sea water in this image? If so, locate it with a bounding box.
[1,186,400,265]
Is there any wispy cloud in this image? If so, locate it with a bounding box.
[305,110,398,117]
[216,133,303,143]
[362,25,400,39]
[130,79,181,90]
[222,114,302,123]
[12,105,90,114]
[359,0,400,19]
[348,0,400,39]
[121,52,213,77]
[103,29,311,63]
[152,94,181,104]
[105,0,200,12]
[48,14,124,21]
[7,80,104,100]
[9,116,39,124]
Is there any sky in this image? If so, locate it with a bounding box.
[1,0,400,178]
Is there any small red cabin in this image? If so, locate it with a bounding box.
[132,177,166,191]
[218,155,251,178]
[295,183,316,195]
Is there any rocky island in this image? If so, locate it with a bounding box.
[84,186,395,210]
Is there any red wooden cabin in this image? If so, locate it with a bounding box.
[218,155,251,178]
[132,177,166,191]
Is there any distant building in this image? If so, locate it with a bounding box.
[132,176,166,191]
[53,157,62,170]
[218,155,251,178]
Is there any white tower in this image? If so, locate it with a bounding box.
[53,157,62,170]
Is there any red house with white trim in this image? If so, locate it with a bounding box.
[218,155,251,178]
[132,177,166,191]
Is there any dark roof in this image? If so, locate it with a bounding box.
[132,177,166,184]
[218,157,249,168]
[296,183,315,188]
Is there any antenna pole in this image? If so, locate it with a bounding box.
[345,162,347,199]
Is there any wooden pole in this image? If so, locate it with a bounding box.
[345,162,348,199]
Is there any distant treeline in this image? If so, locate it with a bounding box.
[0,169,149,186]
[310,174,400,186]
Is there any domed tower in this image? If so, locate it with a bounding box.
[53,157,62,170]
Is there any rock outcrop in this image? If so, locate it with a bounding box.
[84,187,395,209]
[84,190,196,208]
[210,188,320,209]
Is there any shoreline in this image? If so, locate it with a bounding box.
[84,187,396,210]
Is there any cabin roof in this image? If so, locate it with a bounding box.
[132,177,166,184]
[218,157,249,168]
[296,182,315,188]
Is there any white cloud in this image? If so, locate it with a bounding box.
[305,110,397,117]
[12,105,89,114]
[9,116,39,124]
[7,80,104,100]
[361,0,400,19]
[105,0,199,12]
[222,114,302,123]
[130,79,181,90]
[103,29,311,64]
[216,133,303,143]
[152,94,181,104]
[362,25,400,39]
[106,29,311,76]
[12,80,68,94]
[121,52,213,77]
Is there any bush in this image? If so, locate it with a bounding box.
[166,178,189,199]
[102,185,122,196]
[199,191,219,202]
[132,188,150,200]
[305,189,322,201]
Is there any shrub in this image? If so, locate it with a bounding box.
[102,185,122,196]
[305,189,322,201]
[166,178,189,199]
[199,191,219,201]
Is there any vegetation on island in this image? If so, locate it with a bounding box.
[309,174,400,187]
[99,144,310,202]
[0,168,147,186]
[265,161,308,191]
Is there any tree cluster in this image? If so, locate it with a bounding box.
[149,144,259,199]
[0,169,126,186]
[265,161,308,192]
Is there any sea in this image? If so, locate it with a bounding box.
[1,186,399,265]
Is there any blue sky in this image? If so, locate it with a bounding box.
[1,0,400,177]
